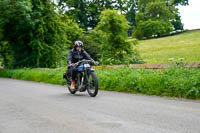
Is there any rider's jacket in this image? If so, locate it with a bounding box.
[67,48,94,66]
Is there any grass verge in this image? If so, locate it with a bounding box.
[0,68,66,85]
[0,67,200,99]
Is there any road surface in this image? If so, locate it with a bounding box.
[0,78,200,133]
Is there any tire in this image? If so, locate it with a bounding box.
[87,72,98,97]
[67,76,76,94]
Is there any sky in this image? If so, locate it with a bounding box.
[178,0,200,30]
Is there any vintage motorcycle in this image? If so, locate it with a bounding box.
[65,60,99,97]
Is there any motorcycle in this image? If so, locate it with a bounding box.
[65,60,99,97]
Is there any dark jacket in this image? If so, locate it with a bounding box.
[67,48,94,65]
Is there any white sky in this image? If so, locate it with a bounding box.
[178,0,200,30]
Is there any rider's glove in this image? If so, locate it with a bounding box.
[94,61,99,65]
[69,63,75,67]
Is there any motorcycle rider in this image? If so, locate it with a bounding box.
[65,40,97,90]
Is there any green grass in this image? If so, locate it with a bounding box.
[0,68,66,85]
[136,30,200,64]
[1,67,200,99]
[97,67,200,99]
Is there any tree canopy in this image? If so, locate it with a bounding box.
[173,0,189,6]
[57,0,138,30]
[0,0,82,68]
[133,0,186,39]
[95,9,142,64]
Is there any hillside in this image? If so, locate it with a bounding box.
[136,30,200,64]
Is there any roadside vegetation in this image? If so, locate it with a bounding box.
[0,67,200,99]
[136,30,200,64]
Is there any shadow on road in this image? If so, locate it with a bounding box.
[48,92,91,100]
[66,93,89,97]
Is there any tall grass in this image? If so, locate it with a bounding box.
[0,67,200,99]
[136,30,200,64]
[97,67,200,99]
[0,68,66,85]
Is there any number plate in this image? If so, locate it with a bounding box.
[84,64,90,68]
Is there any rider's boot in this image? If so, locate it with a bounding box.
[71,80,75,90]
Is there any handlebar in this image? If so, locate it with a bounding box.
[72,60,99,67]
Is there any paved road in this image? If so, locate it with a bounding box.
[0,78,200,133]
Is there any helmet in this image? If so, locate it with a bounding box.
[74,40,83,47]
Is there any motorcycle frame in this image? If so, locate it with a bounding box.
[75,64,94,91]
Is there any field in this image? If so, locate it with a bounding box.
[136,30,200,64]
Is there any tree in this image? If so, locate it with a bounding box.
[137,0,188,33]
[171,12,184,31]
[0,0,34,67]
[173,0,188,6]
[58,0,90,30]
[0,0,82,68]
[95,9,142,64]
[134,19,173,39]
[134,0,174,39]
[78,30,106,61]
[171,0,188,31]
[58,0,138,31]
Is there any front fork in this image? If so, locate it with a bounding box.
[76,70,91,91]
[77,72,86,91]
[84,70,92,88]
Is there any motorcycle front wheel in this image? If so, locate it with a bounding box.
[87,72,98,97]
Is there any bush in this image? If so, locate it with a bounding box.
[94,9,143,65]
[78,30,106,61]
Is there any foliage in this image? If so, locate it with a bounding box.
[0,0,33,67]
[0,0,190,67]
[169,1,184,31]
[0,41,12,67]
[134,0,188,39]
[58,0,90,29]
[137,30,200,64]
[0,0,82,68]
[134,0,174,39]
[97,67,200,99]
[58,0,138,31]
[173,0,189,6]
[57,0,188,32]
[78,30,107,61]
[171,12,184,31]
[1,66,200,99]
[133,19,173,39]
[95,9,143,64]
